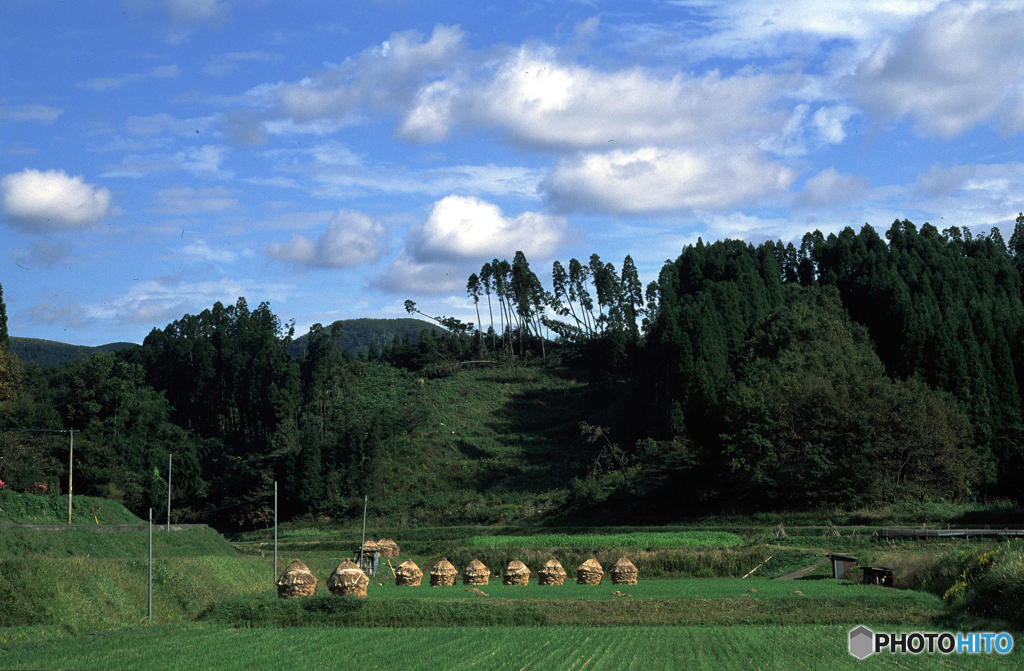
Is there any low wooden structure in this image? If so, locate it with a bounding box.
[879,527,1024,538]
[862,566,894,587]
[827,553,857,579]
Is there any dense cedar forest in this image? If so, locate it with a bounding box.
[2,217,1024,525]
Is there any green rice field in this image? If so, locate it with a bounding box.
[0,623,1018,670]
[467,531,744,549]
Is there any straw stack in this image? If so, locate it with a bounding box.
[538,558,566,586]
[360,539,380,554]
[610,557,638,585]
[327,559,369,598]
[577,558,604,585]
[430,558,457,587]
[276,559,317,599]
[463,558,490,586]
[502,559,531,586]
[395,559,423,586]
[377,538,400,558]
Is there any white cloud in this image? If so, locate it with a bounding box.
[79,65,180,92]
[0,104,63,124]
[377,196,572,294]
[376,253,466,294]
[256,25,465,130]
[812,105,857,144]
[1,169,112,231]
[797,168,869,206]
[268,210,387,268]
[409,195,568,263]
[653,0,942,61]
[407,44,789,150]
[542,147,796,214]
[93,276,291,325]
[181,238,240,264]
[851,2,1024,136]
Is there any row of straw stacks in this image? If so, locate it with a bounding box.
[413,557,637,587]
[277,556,639,598]
[358,539,400,558]
[276,559,370,599]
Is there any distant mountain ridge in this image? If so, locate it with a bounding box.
[287,317,442,358]
[10,338,138,366]
[10,317,441,366]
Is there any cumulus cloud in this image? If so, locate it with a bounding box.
[0,104,62,124]
[542,147,796,214]
[797,168,869,206]
[408,195,568,262]
[377,196,572,294]
[1,169,112,231]
[404,45,788,150]
[851,2,1024,136]
[254,25,464,130]
[268,210,387,268]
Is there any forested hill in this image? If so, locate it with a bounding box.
[9,338,138,366]
[3,217,1024,528]
[287,318,441,359]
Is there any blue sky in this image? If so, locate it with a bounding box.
[3,0,1024,345]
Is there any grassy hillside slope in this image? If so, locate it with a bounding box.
[0,491,144,525]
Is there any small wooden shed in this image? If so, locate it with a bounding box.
[862,566,894,587]
[827,553,857,579]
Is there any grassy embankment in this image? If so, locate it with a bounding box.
[0,492,272,632]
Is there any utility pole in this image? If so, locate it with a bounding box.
[166,454,172,532]
[148,508,153,623]
[359,494,368,572]
[274,481,278,587]
[66,430,74,525]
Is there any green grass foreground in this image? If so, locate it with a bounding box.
[197,579,944,628]
[1,623,1018,670]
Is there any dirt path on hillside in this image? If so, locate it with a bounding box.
[774,557,829,580]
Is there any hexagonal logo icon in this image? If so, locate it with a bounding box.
[849,625,874,660]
